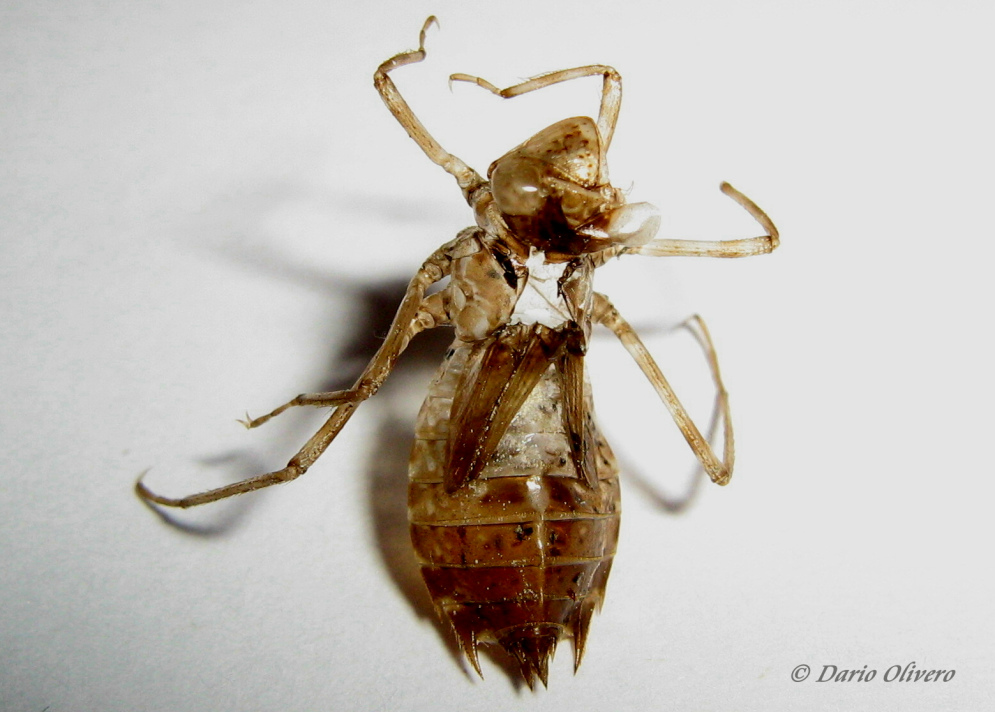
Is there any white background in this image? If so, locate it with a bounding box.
[2,1,993,710]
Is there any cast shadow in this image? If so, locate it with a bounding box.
[599,319,727,515]
[136,451,272,536]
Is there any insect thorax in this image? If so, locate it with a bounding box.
[509,252,570,329]
[445,229,594,344]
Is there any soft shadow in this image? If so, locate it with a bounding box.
[365,410,470,676]
[616,331,726,514]
[137,451,270,536]
[344,275,473,674]
[620,454,707,514]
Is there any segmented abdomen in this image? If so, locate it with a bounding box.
[408,340,620,686]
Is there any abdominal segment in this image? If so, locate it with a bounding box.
[408,339,620,687]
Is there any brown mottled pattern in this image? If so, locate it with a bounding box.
[510,117,601,186]
[409,340,620,684]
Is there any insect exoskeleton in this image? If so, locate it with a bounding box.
[406,110,662,687]
[136,16,778,690]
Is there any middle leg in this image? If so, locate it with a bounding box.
[241,291,449,429]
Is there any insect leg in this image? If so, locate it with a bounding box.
[634,183,779,258]
[136,254,451,508]
[375,17,484,197]
[450,65,622,183]
[241,292,450,429]
[592,293,734,486]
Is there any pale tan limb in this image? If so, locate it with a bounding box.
[450,65,622,184]
[374,17,484,197]
[682,314,734,477]
[240,291,450,429]
[634,182,779,258]
[593,294,734,486]
[136,253,451,508]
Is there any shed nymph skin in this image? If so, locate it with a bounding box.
[137,17,779,688]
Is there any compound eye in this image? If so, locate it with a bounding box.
[490,156,546,216]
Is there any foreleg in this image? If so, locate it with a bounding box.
[635,183,779,258]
